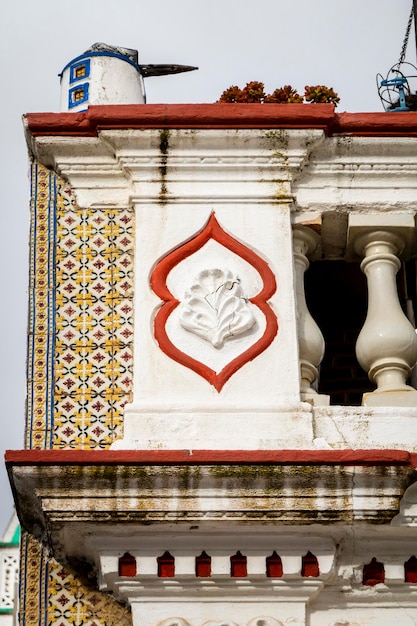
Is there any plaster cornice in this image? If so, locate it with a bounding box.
[23,104,417,138]
[6,448,417,562]
[6,448,417,466]
[24,113,417,236]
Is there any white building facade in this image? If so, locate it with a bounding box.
[0,514,19,626]
[7,102,417,626]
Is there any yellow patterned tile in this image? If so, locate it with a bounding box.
[53,392,125,448]
[20,533,46,626]
[47,554,132,626]
[27,162,134,451]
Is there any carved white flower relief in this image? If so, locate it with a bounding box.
[179,269,256,349]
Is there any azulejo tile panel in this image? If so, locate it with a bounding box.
[53,193,134,448]
[26,162,134,451]
[26,163,57,450]
[19,533,49,626]
[48,557,133,626]
[19,534,132,626]
[22,162,134,625]
[53,392,126,449]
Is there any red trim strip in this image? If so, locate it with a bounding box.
[335,111,417,136]
[150,213,278,391]
[5,449,417,467]
[24,105,417,138]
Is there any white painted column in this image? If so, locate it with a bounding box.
[293,226,329,406]
[353,227,417,406]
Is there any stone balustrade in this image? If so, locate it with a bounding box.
[293,225,328,406]
[294,215,417,407]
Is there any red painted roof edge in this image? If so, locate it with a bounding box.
[23,104,417,137]
[334,111,417,136]
[5,448,417,467]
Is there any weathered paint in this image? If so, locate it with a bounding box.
[24,105,417,137]
[13,102,417,626]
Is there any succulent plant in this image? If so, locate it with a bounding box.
[304,84,340,105]
[218,81,265,103]
[264,85,303,103]
[217,85,244,103]
[218,82,340,106]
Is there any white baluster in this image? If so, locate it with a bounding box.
[354,229,417,406]
[293,226,329,406]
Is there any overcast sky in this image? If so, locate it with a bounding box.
[0,0,413,534]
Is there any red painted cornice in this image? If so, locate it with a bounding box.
[23,104,417,137]
[5,448,417,467]
[334,111,417,136]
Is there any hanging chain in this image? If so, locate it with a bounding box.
[399,4,414,64]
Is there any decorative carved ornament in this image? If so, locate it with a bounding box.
[179,268,256,348]
[150,213,278,391]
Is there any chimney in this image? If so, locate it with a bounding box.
[59,42,145,111]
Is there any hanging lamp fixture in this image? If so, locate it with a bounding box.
[377,3,417,111]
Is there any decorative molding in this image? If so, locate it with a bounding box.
[98,537,332,626]
[23,105,417,138]
[26,161,57,450]
[27,127,323,209]
[7,456,417,564]
[151,213,277,391]
[7,447,417,465]
[24,104,336,136]
[26,128,417,263]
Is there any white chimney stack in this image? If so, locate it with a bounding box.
[59,43,146,112]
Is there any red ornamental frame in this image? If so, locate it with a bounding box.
[150,213,278,392]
